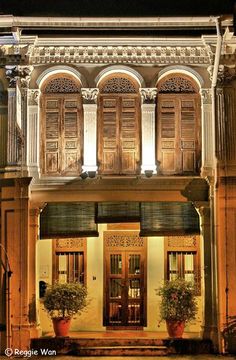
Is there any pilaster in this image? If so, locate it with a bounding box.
[140,88,158,174]
[195,204,216,338]
[27,89,40,177]
[81,88,99,172]
[200,88,214,177]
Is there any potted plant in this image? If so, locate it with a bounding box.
[157,278,198,338]
[43,281,88,337]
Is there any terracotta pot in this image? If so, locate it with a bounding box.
[52,317,71,337]
[166,320,185,338]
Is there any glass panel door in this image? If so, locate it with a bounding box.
[106,251,145,326]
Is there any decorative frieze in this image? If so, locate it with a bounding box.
[26,46,211,65]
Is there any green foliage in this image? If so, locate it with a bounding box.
[43,282,88,319]
[157,278,198,323]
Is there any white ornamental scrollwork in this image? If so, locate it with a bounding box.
[140,88,158,104]
[28,89,40,106]
[81,88,99,103]
[200,89,212,104]
[5,65,33,88]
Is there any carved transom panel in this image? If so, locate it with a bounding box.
[158,77,197,93]
[166,236,197,248]
[105,233,144,248]
[100,77,137,93]
[55,238,86,250]
[44,77,80,93]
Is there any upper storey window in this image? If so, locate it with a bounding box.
[41,75,82,176]
[98,75,140,175]
[157,75,201,175]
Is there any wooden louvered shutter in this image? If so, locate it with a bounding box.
[62,97,81,174]
[44,98,61,174]
[100,97,119,174]
[158,96,178,174]
[43,95,81,175]
[120,96,139,174]
[158,94,199,175]
[180,96,199,173]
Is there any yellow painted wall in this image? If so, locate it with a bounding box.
[36,227,203,335]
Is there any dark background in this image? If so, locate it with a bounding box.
[0,0,235,17]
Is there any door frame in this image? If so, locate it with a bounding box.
[103,231,147,329]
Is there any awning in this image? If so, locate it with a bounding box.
[140,202,200,236]
[40,201,200,239]
[96,202,140,223]
[40,202,98,238]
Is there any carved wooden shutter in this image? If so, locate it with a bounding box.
[63,97,81,174]
[158,94,199,175]
[43,95,81,175]
[120,96,139,174]
[180,96,199,173]
[158,96,178,174]
[100,96,119,174]
[99,95,139,175]
[44,98,61,174]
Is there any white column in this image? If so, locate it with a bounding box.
[27,89,40,177]
[7,87,18,166]
[81,88,99,173]
[200,88,214,177]
[140,88,158,174]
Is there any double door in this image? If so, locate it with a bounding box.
[105,250,146,327]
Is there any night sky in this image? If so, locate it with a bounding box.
[0,0,235,17]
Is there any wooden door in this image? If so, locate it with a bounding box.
[99,94,140,175]
[157,94,200,175]
[105,251,145,327]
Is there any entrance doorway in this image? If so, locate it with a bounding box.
[104,231,147,327]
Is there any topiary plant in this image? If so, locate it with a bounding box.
[43,281,88,319]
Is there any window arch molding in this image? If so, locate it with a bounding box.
[155,65,204,90]
[95,65,145,88]
[36,65,87,89]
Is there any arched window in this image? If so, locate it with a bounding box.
[157,74,201,175]
[41,75,82,176]
[98,74,140,175]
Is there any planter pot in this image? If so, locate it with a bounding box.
[52,317,71,337]
[166,320,185,338]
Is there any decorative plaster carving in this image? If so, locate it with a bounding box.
[55,238,86,249]
[81,88,99,103]
[140,88,157,104]
[28,89,40,106]
[5,65,33,88]
[208,65,236,85]
[28,46,211,65]
[105,234,144,248]
[200,89,212,104]
[100,77,137,93]
[158,76,197,93]
[44,77,80,93]
[167,236,197,248]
